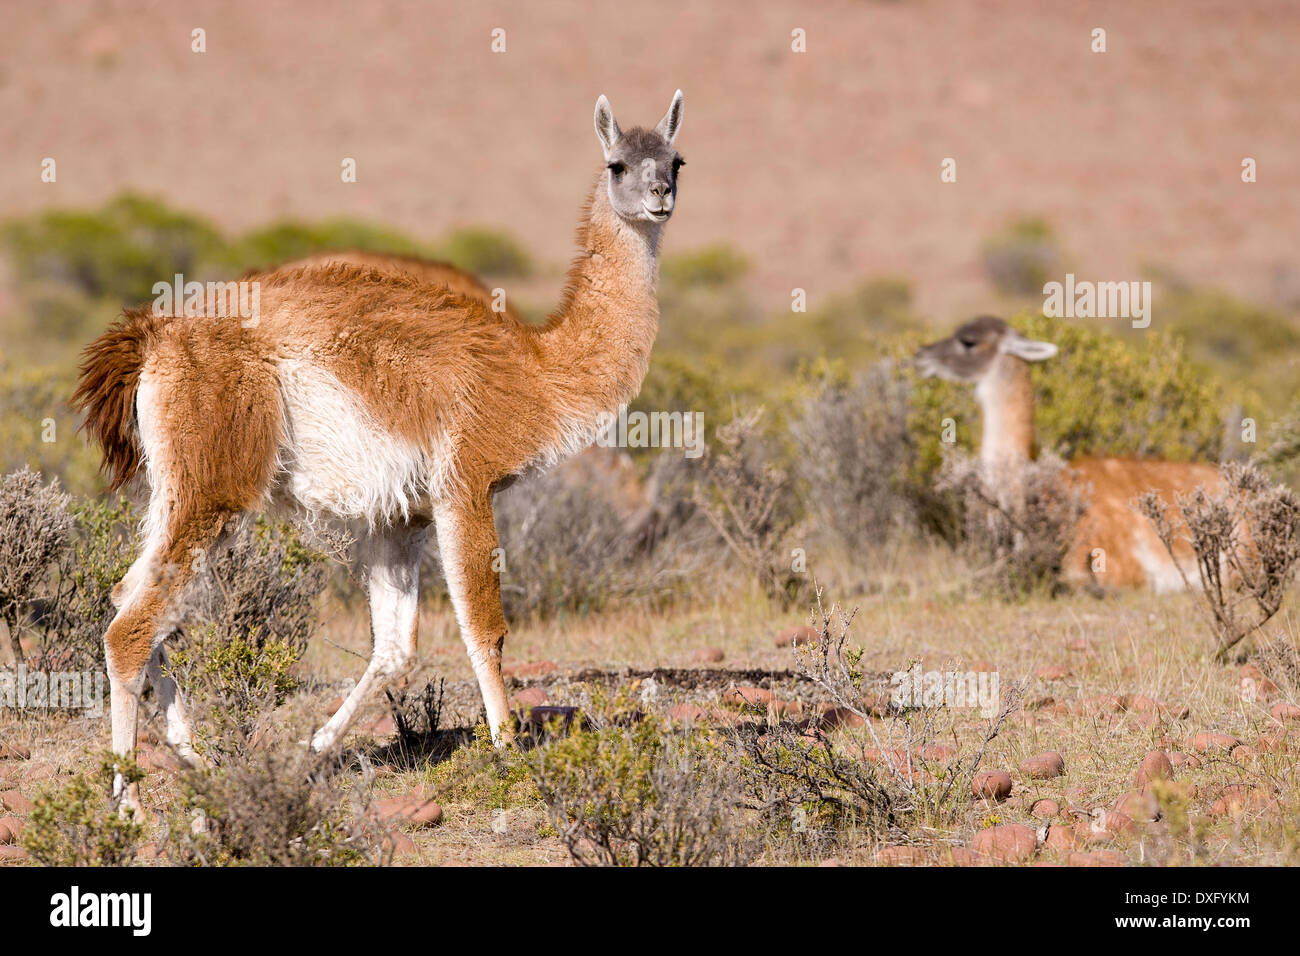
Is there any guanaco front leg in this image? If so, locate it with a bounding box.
[435,493,512,744]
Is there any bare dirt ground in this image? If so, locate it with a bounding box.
[1,0,1297,321]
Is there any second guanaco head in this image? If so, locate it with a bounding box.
[914,316,1059,472]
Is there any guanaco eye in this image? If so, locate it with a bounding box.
[607,161,626,176]
[959,338,977,349]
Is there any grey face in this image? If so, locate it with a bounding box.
[594,90,685,224]
[914,315,1058,382]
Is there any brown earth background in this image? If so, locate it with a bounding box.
[1,0,1297,322]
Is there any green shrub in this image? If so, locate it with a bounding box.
[224,218,436,274]
[981,217,1062,296]
[1,193,224,304]
[23,752,145,866]
[0,360,104,495]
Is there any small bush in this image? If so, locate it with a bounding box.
[22,752,145,866]
[225,218,434,274]
[0,469,72,665]
[660,244,751,290]
[527,699,755,867]
[164,736,383,867]
[695,409,806,607]
[939,452,1088,599]
[791,360,922,552]
[981,217,1062,296]
[1139,462,1300,659]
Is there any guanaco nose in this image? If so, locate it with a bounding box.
[649,181,671,200]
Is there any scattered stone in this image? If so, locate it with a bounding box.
[388,832,417,859]
[1114,791,1160,823]
[1018,751,1065,779]
[1270,702,1300,723]
[722,686,773,708]
[1190,732,1242,753]
[0,791,33,814]
[692,647,726,664]
[816,857,843,867]
[876,845,928,865]
[1068,850,1124,867]
[0,816,22,845]
[1167,751,1202,769]
[1029,797,1060,819]
[0,845,28,862]
[1034,666,1071,681]
[1136,751,1174,789]
[1209,784,1275,817]
[971,824,1037,862]
[775,626,819,648]
[1258,731,1290,753]
[1078,694,1127,714]
[971,770,1013,802]
[1131,696,1189,720]
[1044,823,1077,851]
[503,660,558,679]
[668,703,707,724]
[917,744,957,764]
[365,714,397,737]
[324,696,345,717]
[511,687,548,710]
[1238,664,1278,702]
[1231,745,1257,765]
[817,706,866,731]
[370,788,443,829]
[0,745,30,761]
[945,847,980,866]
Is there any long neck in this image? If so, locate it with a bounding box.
[975,354,1035,480]
[535,174,663,422]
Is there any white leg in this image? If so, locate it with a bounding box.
[311,521,427,752]
[145,644,203,766]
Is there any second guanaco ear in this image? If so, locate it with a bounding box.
[655,89,685,145]
[594,94,622,159]
[1002,332,1059,362]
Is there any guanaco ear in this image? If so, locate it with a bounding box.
[594,94,622,159]
[1002,332,1059,362]
[655,89,685,145]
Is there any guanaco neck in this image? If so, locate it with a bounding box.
[534,173,662,424]
[974,353,1036,480]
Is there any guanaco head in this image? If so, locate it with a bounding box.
[593,90,685,224]
[914,316,1058,384]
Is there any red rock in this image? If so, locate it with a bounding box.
[692,647,725,664]
[511,687,548,709]
[0,845,28,862]
[370,789,443,828]
[0,745,30,761]
[366,714,397,736]
[137,746,184,774]
[876,845,928,865]
[1029,798,1060,819]
[1078,694,1127,714]
[1231,745,1257,764]
[971,824,1037,862]
[1077,809,1136,843]
[1068,850,1124,867]
[1270,702,1300,722]
[917,744,957,764]
[1132,696,1188,719]
[945,847,980,866]
[1114,791,1160,823]
[1258,731,1290,753]
[722,686,773,708]
[1167,751,1202,769]
[1136,751,1174,789]
[1035,666,1070,680]
[1044,823,1077,851]
[389,832,417,858]
[324,696,345,717]
[668,703,706,724]
[1190,732,1241,752]
[1018,751,1065,779]
[1238,664,1278,702]
[0,816,22,845]
[1209,784,1275,817]
[20,762,57,783]
[971,770,1013,802]
[0,791,33,814]
[775,626,819,648]
[818,706,866,730]
[503,660,557,679]
[817,857,842,867]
